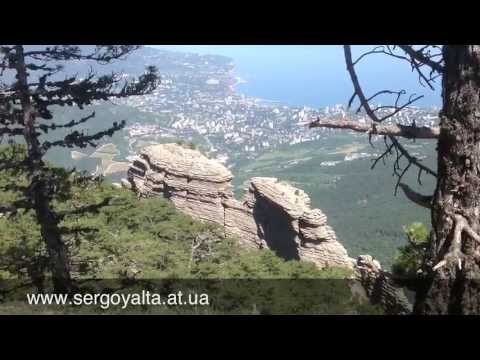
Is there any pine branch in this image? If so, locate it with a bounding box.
[42,120,126,150]
[0,127,24,137]
[24,45,141,64]
[58,196,113,220]
[27,67,159,118]
[37,112,96,133]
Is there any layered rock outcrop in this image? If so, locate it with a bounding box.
[128,143,234,224]
[127,143,354,270]
[126,143,413,313]
[356,255,413,314]
[243,177,354,269]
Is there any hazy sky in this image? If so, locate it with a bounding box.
[148,45,441,108]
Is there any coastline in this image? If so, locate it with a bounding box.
[228,65,246,92]
[229,65,294,109]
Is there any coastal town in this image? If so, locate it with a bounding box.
[58,46,439,175]
[111,47,440,166]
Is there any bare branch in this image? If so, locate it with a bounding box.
[398,183,432,209]
[398,45,444,73]
[377,94,424,122]
[370,141,394,169]
[366,90,401,103]
[353,45,411,65]
[352,45,443,91]
[308,117,439,139]
[390,136,437,177]
[353,46,387,65]
[343,45,437,181]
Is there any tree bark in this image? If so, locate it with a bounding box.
[14,45,72,294]
[415,46,480,314]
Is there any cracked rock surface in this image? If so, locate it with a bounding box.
[127,143,354,269]
[126,143,414,313]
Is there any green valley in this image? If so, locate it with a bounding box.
[232,133,436,268]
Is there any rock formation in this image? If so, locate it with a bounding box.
[126,143,413,313]
[127,143,354,270]
[242,177,354,269]
[128,143,234,224]
[355,255,413,314]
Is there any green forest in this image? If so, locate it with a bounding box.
[2,44,453,315]
[0,145,383,314]
[43,103,436,269]
[233,134,436,268]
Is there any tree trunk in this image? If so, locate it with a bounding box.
[14,45,73,294]
[33,185,73,294]
[415,45,480,314]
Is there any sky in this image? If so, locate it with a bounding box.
[148,45,442,109]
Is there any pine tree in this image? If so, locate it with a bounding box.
[0,45,159,293]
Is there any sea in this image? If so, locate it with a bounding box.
[151,45,442,109]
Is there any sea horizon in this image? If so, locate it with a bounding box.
[149,45,443,110]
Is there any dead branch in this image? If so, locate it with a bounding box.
[310,46,439,208]
[342,45,438,187]
[398,183,433,209]
[308,117,439,139]
[189,235,203,271]
[355,45,443,90]
[398,45,444,74]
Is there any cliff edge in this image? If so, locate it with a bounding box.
[127,143,354,269]
[126,143,412,313]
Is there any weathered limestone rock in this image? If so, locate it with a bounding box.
[245,177,354,269]
[128,144,234,224]
[127,143,354,270]
[141,144,233,184]
[222,198,261,249]
[356,255,413,314]
[127,143,414,313]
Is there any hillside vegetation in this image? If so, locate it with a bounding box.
[38,103,435,269]
[0,146,381,314]
[233,134,436,267]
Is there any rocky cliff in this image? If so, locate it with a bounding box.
[126,143,413,313]
[127,143,354,270]
[128,143,234,225]
[243,177,354,269]
[355,255,413,314]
